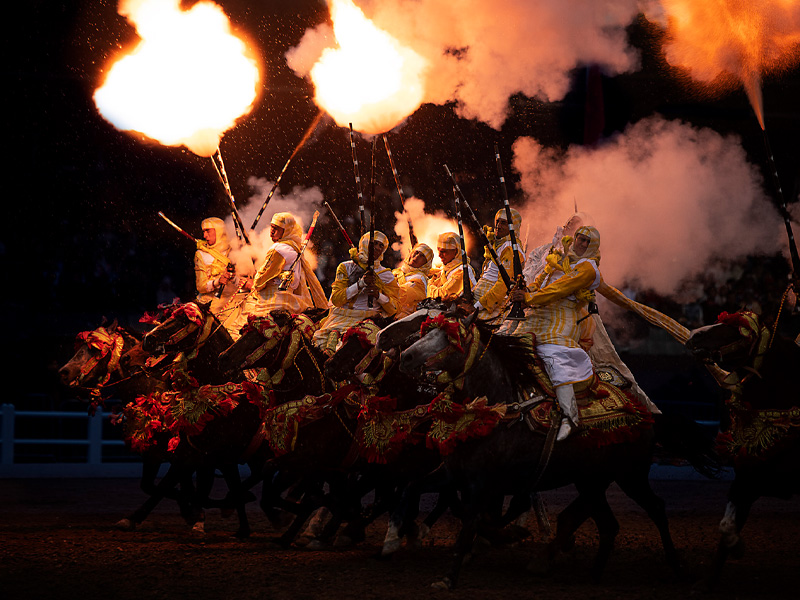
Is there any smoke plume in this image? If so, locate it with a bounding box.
[288,0,642,128]
[513,116,785,295]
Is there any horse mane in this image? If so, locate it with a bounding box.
[472,319,542,397]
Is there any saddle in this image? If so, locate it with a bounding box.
[522,379,654,447]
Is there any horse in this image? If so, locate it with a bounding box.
[58,322,206,532]
[685,309,800,590]
[323,316,465,552]
[396,312,719,589]
[216,309,369,546]
[142,301,236,385]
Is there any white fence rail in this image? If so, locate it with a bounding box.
[0,404,146,478]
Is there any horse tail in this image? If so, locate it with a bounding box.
[652,411,723,479]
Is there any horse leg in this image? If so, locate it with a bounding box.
[432,482,484,590]
[702,482,758,592]
[616,470,681,574]
[118,462,185,530]
[528,493,591,575]
[583,489,620,582]
[217,463,253,539]
[383,464,450,556]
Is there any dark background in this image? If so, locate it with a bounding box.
[6,1,799,410]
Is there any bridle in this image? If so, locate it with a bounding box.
[416,314,492,390]
[73,327,126,388]
[715,310,771,389]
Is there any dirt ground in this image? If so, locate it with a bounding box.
[1,476,797,600]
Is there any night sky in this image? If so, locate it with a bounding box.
[6,1,799,402]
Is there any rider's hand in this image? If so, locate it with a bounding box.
[509,288,526,303]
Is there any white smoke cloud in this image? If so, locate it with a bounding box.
[392,196,476,267]
[513,115,785,296]
[223,178,324,273]
[287,0,642,128]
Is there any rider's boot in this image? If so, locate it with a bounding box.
[554,385,579,442]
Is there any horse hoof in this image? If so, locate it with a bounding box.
[381,538,401,555]
[305,539,326,550]
[115,518,135,531]
[430,577,453,590]
[191,522,206,535]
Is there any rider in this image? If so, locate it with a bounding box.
[427,232,477,300]
[313,231,400,354]
[472,208,526,321]
[393,242,434,319]
[195,217,246,331]
[523,211,593,283]
[510,225,602,441]
[229,212,326,339]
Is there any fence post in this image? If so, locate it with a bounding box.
[2,404,15,465]
[87,408,103,465]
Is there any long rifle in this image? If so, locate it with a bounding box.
[278,211,320,291]
[444,164,512,290]
[761,129,800,285]
[383,133,418,247]
[250,110,325,231]
[210,148,250,245]
[158,211,233,299]
[348,123,366,238]
[453,185,472,302]
[494,143,526,320]
[368,137,377,308]
[324,201,355,248]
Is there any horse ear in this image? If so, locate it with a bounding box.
[462,308,479,329]
[108,319,119,332]
[270,310,292,328]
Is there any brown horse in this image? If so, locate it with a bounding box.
[686,309,800,590]
[58,322,206,531]
[397,313,719,589]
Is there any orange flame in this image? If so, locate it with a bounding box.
[94,0,260,156]
[310,0,428,134]
[660,0,800,129]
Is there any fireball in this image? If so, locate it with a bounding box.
[94,0,260,156]
[310,0,428,134]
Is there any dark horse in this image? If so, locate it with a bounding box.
[398,313,719,589]
[58,322,205,531]
[686,309,800,590]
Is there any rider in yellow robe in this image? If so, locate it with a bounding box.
[229,212,326,339]
[472,208,526,321]
[195,217,246,332]
[510,225,602,441]
[427,232,477,300]
[393,243,434,319]
[313,231,400,354]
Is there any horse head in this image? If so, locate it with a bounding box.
[686,310,769,373]
[325,317,390,383]
[142,301,217,355]
[59,322,141,390]
[376,298,457,353]
[218,313,285,377]
[399,313,476,378]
